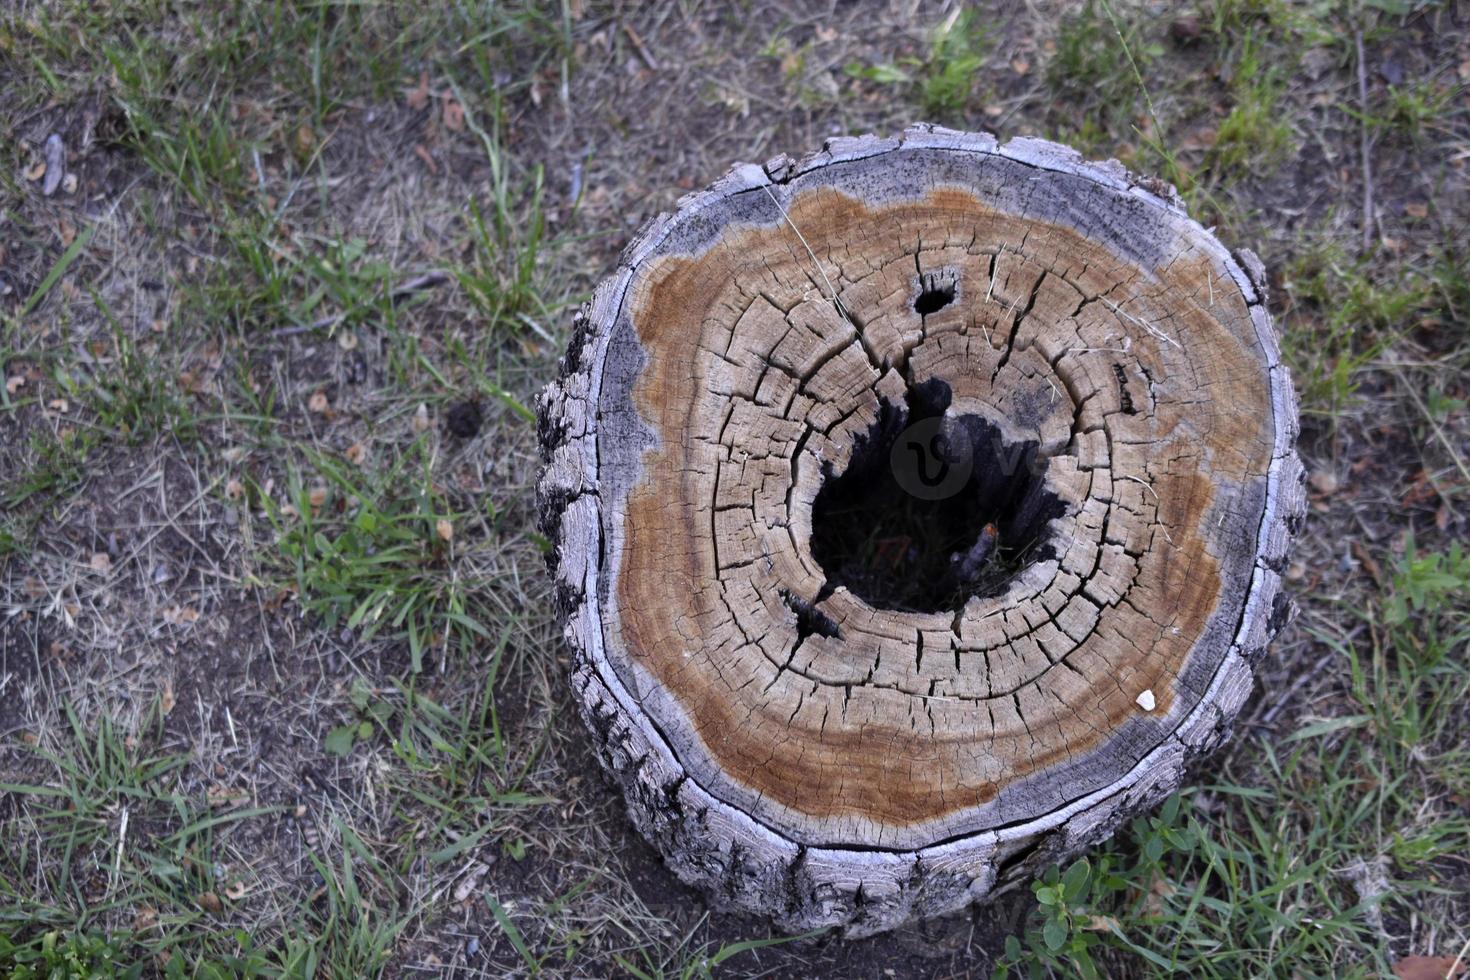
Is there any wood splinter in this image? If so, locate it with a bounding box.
[538,126,1304,936]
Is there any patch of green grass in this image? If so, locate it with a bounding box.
[845,8,990,122]
[1206,33,1294,178]
[1375,77,1459,146]
[2,426,98,511]
[0,706,294,976]
[69,310,195,446]
[1047,0,1161,142]
[616,927,825,980]
[1281,243,1432,418]
[997,538,1470,978]
[267,439,485,674]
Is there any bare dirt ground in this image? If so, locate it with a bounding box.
[2,1,1468,977]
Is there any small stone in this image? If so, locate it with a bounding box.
[1168,15,1202,45]
[446,399,483,438]
[42,134,65,196]
[1308,470,1338,495]
[1135,689,1156,712]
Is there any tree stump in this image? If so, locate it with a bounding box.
[538,126,1304,936]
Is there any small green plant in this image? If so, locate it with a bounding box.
[996,795,1196,979]
[1383,536,1469,629]
[0,929,138,979]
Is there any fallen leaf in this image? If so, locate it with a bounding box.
[1394,956,1465,980]
[1181,126,1219,153]
[88,552,112,573]
[161,679,176,716]
[1350,539,1383,588]
[162,605,201,626]
[436,518,453,543]
[225,478,244,501]
[308,390,329,414]
[453,860,491,903]
[1010,56,1031,75]
[406,69,430,110]
[345,442,367,465]
[24,159,46,182]
[441,94,465,132]
[1404,202,1429,219]
[58,220,76,246]
[133,906,159,932]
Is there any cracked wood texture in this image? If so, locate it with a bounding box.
[538,126,1304,936]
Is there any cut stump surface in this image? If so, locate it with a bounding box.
[538,126,1304,936]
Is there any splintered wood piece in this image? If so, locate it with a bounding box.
[538,126,1304,937]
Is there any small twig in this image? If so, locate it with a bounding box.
[1446,936,1470,980]
[1103,297,1179,349]
[270,270,451,337]
[761,185,852,324]
[1118,474,1175,545]
[1354,27,1376,253]
[622,22,659,71]
[1259,649,1336,726]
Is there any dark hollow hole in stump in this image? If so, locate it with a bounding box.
[913,280,955,316]
[809,378,1066,613]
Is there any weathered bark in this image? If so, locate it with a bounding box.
[537,126,1304,937]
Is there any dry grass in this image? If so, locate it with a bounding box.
[1,0,1467,976]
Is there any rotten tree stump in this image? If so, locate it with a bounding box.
[538,127,1304,936]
